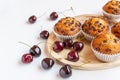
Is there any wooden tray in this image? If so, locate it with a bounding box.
[46,14,120,70]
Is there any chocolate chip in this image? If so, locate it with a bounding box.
[56,27,59,32]
[105,48,111,52]
[92,27,96,31]
[75,23,78,27]
[108,6,112,9]
[103,40,107,43]
[68,23,71,26]
[114,39,118,43]
[113,31,119,34]
[64,22,67,25]
[70,28,75,31]
[70,20,74,24]
[98,30,102,33]
[95,21,99,24]
[95,47,100,51]
[61,31,66,35]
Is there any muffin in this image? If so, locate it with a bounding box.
[81,17,109,41]
[91,32,120,62]
[103,0,120,19]
[53,17,81,40]
[111,22,120,38]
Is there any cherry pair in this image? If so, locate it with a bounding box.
[28,7,75,23]
[22,45,41,63]
[42,57,72,78]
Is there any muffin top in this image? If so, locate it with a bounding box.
[92,32,120,54]
[103,0,120,15]
[111,22,120,38]
[54,17,81,36]
[82,17,108,36]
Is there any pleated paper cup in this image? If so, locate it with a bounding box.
[103,10,120,20]
[91,42,120,62]
[53,29,81,40]
[81,29,95,42]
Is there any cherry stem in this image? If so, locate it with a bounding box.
[37,41,52,46]
[58,12,66,17]
[70,7,76,16]
[37,12,46,18]
[57,7,75,17]
[18,42,31,48]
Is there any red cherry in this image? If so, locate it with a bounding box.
[40,30,49,39]
[73,41,84,52]
[22,53,33,63]
[67,50,79,62]
[41,58,54,70]
[53,41,64,52]
[63,39,73,49]
[28,15,37,23]
[59,65,72,78]
[29,45,41,57]
[50,12,58,20]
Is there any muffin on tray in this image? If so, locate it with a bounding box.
[91,32,120,62]
[81,17,109,41]
[103,0,120,20]
[53,17,81,40]
[111,22,120,38]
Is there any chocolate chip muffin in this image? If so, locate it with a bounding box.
[81,17,108,41]
[53,17,81,40]
[92,33,120,54]
[54,17,81,36]
[111,22,120,38]
[91,32,120,62]
[103,0,120,19]
[103,0,120,15]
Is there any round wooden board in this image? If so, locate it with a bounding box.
[46,14,120,70]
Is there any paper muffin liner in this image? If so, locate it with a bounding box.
[103,10,120,20]
[91,42,120,62]
[53,29,81,40]
[81,29,95,42]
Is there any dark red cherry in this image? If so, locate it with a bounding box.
[63,39,73,49]
[59,65,72,78]
[28,15,37,23]
[22,53,33,63]
[41,58,54,70]
[67,50,79,62]
[50,12,58,20]
[40,30,49,39]
[29,45,41,57]
[53,41,64,52]
[73,41,84,52]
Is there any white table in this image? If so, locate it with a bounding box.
[0,0,120,80]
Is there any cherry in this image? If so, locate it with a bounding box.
[22,53,33,63]
[59,65,72,78]
[29,45,41,57]
[49,7,75,21]
[67,50,79,62]
[50,12,58,20]
[40,30,49,39]
[73,41,84,52]
[28,15,37,24]
[53,41,64,52]
[41,58,54,70]
[63,39,73,49]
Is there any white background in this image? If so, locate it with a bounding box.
[0,0,120,80]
